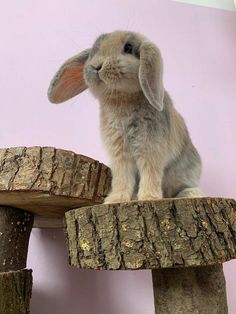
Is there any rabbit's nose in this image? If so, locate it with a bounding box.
[92,64,103,72]
[96,64,102,71]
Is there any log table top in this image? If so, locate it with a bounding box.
[0,147,111,227]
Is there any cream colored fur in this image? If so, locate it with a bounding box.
[48,30,203,203]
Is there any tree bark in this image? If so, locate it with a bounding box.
[0,147,111,227]
[0,206,33,272]
[152,265,228,314]
[0,269,32,314]
[65,198,236,270]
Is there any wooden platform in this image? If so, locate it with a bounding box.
[0,145,234,313]
[0,147,111,227]
[65,197,235,313]
[65,197,236,270]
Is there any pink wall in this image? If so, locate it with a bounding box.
[0,0,235,313]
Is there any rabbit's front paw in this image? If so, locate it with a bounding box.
[104,192,132,204]
[138,192,162,201]
[176,187,203,198]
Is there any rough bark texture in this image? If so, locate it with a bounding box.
[0,206,33,272]
[0,269,32,314]
[152,265,228,314]
[0,147,111,227]
[65,197,236,270]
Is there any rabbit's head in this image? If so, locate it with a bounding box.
[48,31,164,111]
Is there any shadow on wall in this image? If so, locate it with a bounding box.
[30,272,118,314]
[29,229,153,314]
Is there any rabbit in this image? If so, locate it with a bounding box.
[48,30,203,203]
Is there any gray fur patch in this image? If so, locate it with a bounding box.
[89,33,109,58]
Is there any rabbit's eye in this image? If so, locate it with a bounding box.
[124,43,133,54]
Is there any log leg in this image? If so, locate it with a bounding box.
[152,265,228,314]
[0,206,34,314]
[0,270,32,314]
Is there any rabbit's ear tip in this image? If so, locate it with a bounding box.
[151,100,164,111]
[48,97,61,104]
[47,92,65,104]
[47,86,58,103]
[156,101,164,111]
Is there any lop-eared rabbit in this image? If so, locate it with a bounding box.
[48,30,202,203]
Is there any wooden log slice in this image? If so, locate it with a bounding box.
[0,206,33,272]
[0,147,111,227]
[0,269,32,314]
[65,198,236,270]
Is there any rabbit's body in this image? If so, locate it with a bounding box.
[48,30,202,203]
[100,89,201,202]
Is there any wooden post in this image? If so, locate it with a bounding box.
[0,206,33,272]
[0,206,34,314]
[65,198,236,313]
[0,270,32,314]
[152,265,228,314]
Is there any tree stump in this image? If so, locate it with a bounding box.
[0,146,111,228]
[0,270,32,314]
[65,197,236,313]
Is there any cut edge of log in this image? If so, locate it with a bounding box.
[0,191,105,218]
[0,190,108,228]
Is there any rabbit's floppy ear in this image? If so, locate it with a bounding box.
[138,41,164,111]
[48,49,91,104]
